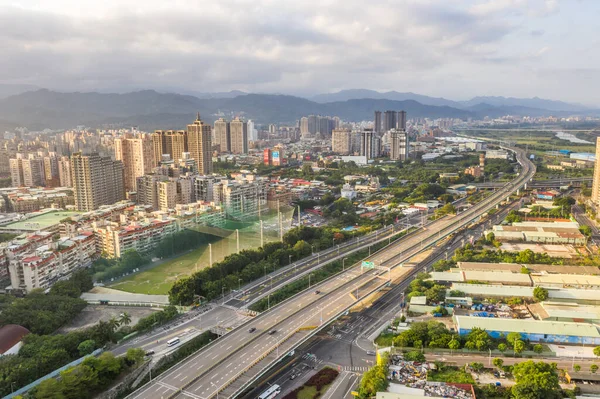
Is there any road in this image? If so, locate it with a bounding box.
[110,211,426,358]
[127,146,535,399]
[245,204,518,399]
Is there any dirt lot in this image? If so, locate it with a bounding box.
[58,305,161,332]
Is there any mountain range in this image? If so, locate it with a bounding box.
[0,88,595,131]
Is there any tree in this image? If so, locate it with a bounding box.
[77,339,96,356]
[119,312,132,326]
[448,338,460,354]
[506,332,523,346]
[512,361,561,399]
[514,340,525,355]
[400,315,406,323]
[533,287,549,302]
[49,280,81,298]
[592,364,599,374]
[497,343,507,353]
[35,378,66,399]
[533,344,543,354]
[493,358,504,370]
[574,364,581,372]
[470,362,484,373]
[126,348,146,366]
[404,351,425,362]
[520,266,530,274]
[593,346,600,357]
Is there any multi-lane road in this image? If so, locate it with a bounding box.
[128,146,535,399]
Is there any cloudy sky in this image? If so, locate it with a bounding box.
[0,0,598,105]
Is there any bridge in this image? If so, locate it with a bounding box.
[127,147,535,399]
[475,177,590,189]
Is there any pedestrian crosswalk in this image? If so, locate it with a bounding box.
[342,366,369,372]
[301,354,324,365]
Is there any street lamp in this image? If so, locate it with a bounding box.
[311,245,314,255]
[238,278,242,291]
[222,286,226,305]
[289,254,292,265]
[343,257,348,271]
[309,273,313,288]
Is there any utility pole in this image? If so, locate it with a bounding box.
[236,229,240,253]
[298,205,301,226]
[260,220,264,247]
[209,243,213,267]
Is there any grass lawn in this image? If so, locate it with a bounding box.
[109,247,209,295]
[296,386,318,399]
[428,368,475,384]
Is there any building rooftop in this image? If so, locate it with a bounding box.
[0,210,82,232]
[455,316,600,338]
[0,324,30,354]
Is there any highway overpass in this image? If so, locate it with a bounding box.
[128,147,535,399]
[475,177,590,189]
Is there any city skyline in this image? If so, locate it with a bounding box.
[0,0,598,105]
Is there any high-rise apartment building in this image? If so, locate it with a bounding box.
[152,130,187,166]
[10,154,45,187]
[158,180,178,211]
[397,111,407,130]
[114,136,155,192]
[71,153,125,211]
[374,111,382,133]
[332,128,352,155]
[300,117,309,139]
[42,153,59,187]
[213,118,231,153]
[187,114,213,175]
[247,120,257,142]
[592,137,600,206]
[58,156,73,187]
[360,129,380,160]
[230,117,248,154]
[307,115,319,135]
[383,111,396,132]
[390,129,409,161]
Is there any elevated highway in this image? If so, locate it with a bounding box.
[128,147,535,399]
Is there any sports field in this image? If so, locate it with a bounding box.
[109,211,290,295]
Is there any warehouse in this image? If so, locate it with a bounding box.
[455,316,600,345]
[430,270,533,286]
[456,262,600,275]
[532,274,600,289]
[485,221,587,245]
[531,302,600,324]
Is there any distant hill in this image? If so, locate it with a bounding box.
[312,89,591,113]
[461,96,589,113]
[0,90,477,130]
[0,84,40,99]
[310,89,461,108]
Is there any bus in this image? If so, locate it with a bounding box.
[167,337,180,347]
[258,384,281,399]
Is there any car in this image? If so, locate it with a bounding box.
[145,350,155,356]
[290,374,296,380]
[268,330,277,335]
[366,350,376,356]
[248,327,256,333]
[314,290,321,295]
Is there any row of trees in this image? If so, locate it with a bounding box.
[169,226,358,306]
[405,273,446,304]
[0,269,91,335]
[31,349,145,399]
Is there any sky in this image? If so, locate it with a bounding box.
[0,0,598,105]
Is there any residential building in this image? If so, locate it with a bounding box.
[158,180,177,211]
[42,154,59,187]
[247,120,257,142]
[151,130,187,166]
[397,110,407,130]
[374,111,382,133]
[332,128,352,155]
[213,178,267,220]
[10,154,45,188]
[389,129,408,161]
[5,231,95,293]
[592,137,600,206]
[230,117,248,154]
[464,166,483,177]
[58,156,73,187]
[187,114,213,175]
[114,136,155,192]
[485,149,509,159]
[300,117,309,139]
[360,129,379,160]
[71,153,125,211]
[213,118,230,153]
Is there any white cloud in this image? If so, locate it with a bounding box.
[0,0,595,104]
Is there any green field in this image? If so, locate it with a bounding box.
[109,210,292,295]
[109,247,209,295]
